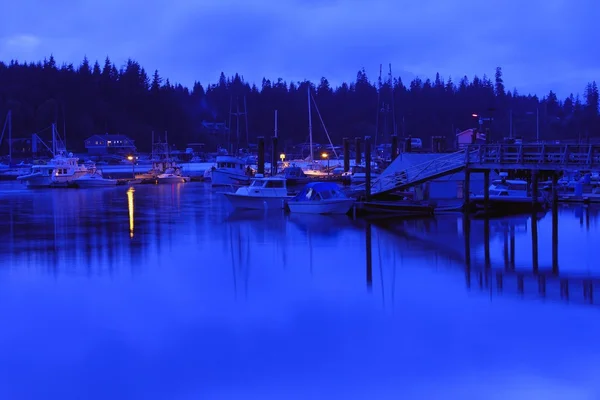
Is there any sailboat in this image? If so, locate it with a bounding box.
[292,85,339,177]
[17,124,90,188]
[0,111,32,180]
[211,97,251,187]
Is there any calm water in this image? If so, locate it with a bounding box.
[0,182,599,400]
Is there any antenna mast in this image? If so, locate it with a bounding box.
[375,64,382,147]
[389,64,397,136]
[307,84,314,161]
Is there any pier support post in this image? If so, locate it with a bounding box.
[532,171,539,208]
[257,136,265,175]
[483,170,490,214]
[343,137,350,172]
[270,136,278,176]
[365,136,372,201]
[391,135,398,161]
[355,137,362,166]
[463,168,471,211]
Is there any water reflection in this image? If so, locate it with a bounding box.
[127,186,135,238]
[1,182,600,399]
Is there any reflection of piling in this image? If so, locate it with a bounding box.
[552,173,559,274]
[391,135,398,161]
[257,136,265,175]
[355,137,361,166]
[483,171,490,214]
[270,136,278,176]
[366,223,373,288]
[463,215,471,287]
[365,136,372,201]
[343,137,350,172]
[464,169,471,210]
[532,213,539,272]
[484,217,490,268]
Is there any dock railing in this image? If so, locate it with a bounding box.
[466,143,600,170]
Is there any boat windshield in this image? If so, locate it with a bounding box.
[250,180,265,187]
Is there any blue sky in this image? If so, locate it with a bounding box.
[0,0,598,98]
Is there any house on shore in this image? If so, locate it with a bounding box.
[84,134,136,155]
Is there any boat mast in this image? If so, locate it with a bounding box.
[274,110,278,138]
[375,63,382,148]
[389,63,397,137]
[307,84,313,161]
[52,123,56,156]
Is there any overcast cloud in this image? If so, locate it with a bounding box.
[0,0,598,98]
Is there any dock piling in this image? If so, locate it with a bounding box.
[355,137,361,166]
[391,135,398,161]
[257,136,265,175]
[343,137,350,172]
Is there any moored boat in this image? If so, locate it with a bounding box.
[221,175,292,210]
[287,182,355,214]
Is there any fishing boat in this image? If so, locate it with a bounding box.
[287,182,355,214]
[211,155,251,186]
[17,151,89,188]
[221,175,292,210]
[74,169,117,187]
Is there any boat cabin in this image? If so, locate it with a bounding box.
[250,175,286,189]
[282,166,307,178]
[293,182,347,202]
[216,155,245,170]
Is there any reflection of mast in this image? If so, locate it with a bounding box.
[127,187,135,238]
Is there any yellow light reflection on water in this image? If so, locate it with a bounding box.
[127,186,135,238]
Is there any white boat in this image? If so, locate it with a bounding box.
[221,175,292,209]
[287,182,355,214]
[350,172,381,184]
[17,151,89,188]
[211,155,251,186]
[157,167,190,184]
[470,173,547,209]
[75,170,117,187]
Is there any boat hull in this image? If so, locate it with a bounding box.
[287,198,355,214]
[211,170,250,186]
[75,179,118,187]
[157,176,189,184]
[223,193,292,210]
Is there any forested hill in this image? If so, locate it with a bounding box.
[0,55,598,152]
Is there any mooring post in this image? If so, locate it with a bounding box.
[483,170,490,214]
[270,136,278,176]
[343,137,350,172]
[365,136,372,201]
[355,137,362,166]
[257,136,265,175]
[390,134,398,161]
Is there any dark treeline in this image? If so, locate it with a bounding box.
[0,55,599,152]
